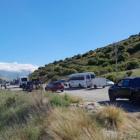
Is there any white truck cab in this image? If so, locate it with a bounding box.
[19,77,28,88]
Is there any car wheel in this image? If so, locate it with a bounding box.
[94,85,97,89]
[129,93,136,103]
[69,84,72,88]
[79,84,82,88]
[109,94,116,102]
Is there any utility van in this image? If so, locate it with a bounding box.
[68,72,95,88]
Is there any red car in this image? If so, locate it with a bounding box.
[45,81,64,92]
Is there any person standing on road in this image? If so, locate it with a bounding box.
[4,83,7,89]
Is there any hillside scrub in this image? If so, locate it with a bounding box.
[104,68,140,82]
[30,33,140,82]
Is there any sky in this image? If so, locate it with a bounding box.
[0,0,140,69]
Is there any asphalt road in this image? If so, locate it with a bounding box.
[64,87,109,102]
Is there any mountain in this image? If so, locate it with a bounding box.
[0,62,38,80]
[0,70,32,80]
[30,33,140,82]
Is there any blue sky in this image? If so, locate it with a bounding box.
[0,0,140,66]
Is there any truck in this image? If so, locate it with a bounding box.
[19,77,28,88]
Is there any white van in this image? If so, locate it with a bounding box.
[68,72,95,88]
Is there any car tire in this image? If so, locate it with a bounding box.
[109,94,116,102]
[129,93,136,103]
[94,85,97,89]
[79,84,82,88]
[69,84,72,88]
[102,86,105,88]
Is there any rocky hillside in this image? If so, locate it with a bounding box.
[31,33,140,82]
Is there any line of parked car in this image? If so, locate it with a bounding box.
[18,73,140,102]
[45,72,114,92]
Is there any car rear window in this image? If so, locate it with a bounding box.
[131,78,140,88]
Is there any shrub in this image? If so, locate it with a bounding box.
[51,75,60,82]
[96,105,126,130]
[47,94,82,107]
[88,58,98,65]
[47,108,102,140]
[126,60,139,70]
[49,94,70,107]
[62,68,77,75]
[126,71,133,77]
[0,91,49,129]
[123,42,128,46]
[105,74,117,82]
[127,43,140,54]
[102,61,110,67]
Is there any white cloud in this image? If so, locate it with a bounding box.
[0,62,38,72]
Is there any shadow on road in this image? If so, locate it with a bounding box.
[65,87,85,91]
[65,87,106,91]
[99,100,140,113]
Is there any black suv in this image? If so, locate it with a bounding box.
[108,77,140,101]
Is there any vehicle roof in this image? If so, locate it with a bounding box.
[20,77,28,78]
[69,72,95,77]
[124,77,140,80]
[49,81,61,84]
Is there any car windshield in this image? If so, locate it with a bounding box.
[21,78,27,81]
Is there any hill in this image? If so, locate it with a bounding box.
[31,33,140,82]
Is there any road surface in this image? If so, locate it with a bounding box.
[62,87,140,113]
[64,87,109,102]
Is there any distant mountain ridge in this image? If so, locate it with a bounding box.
[0,62,37,80]
[0,70,31,80]
[31,33,140,82]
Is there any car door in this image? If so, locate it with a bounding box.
[131,78,140,98]
[117,79,131,98]
[86,75,92,87]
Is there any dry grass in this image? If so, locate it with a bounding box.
[0,90,50,140]
[95,105,126,130]
[0,91,140,140]
[47,108,103,140]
